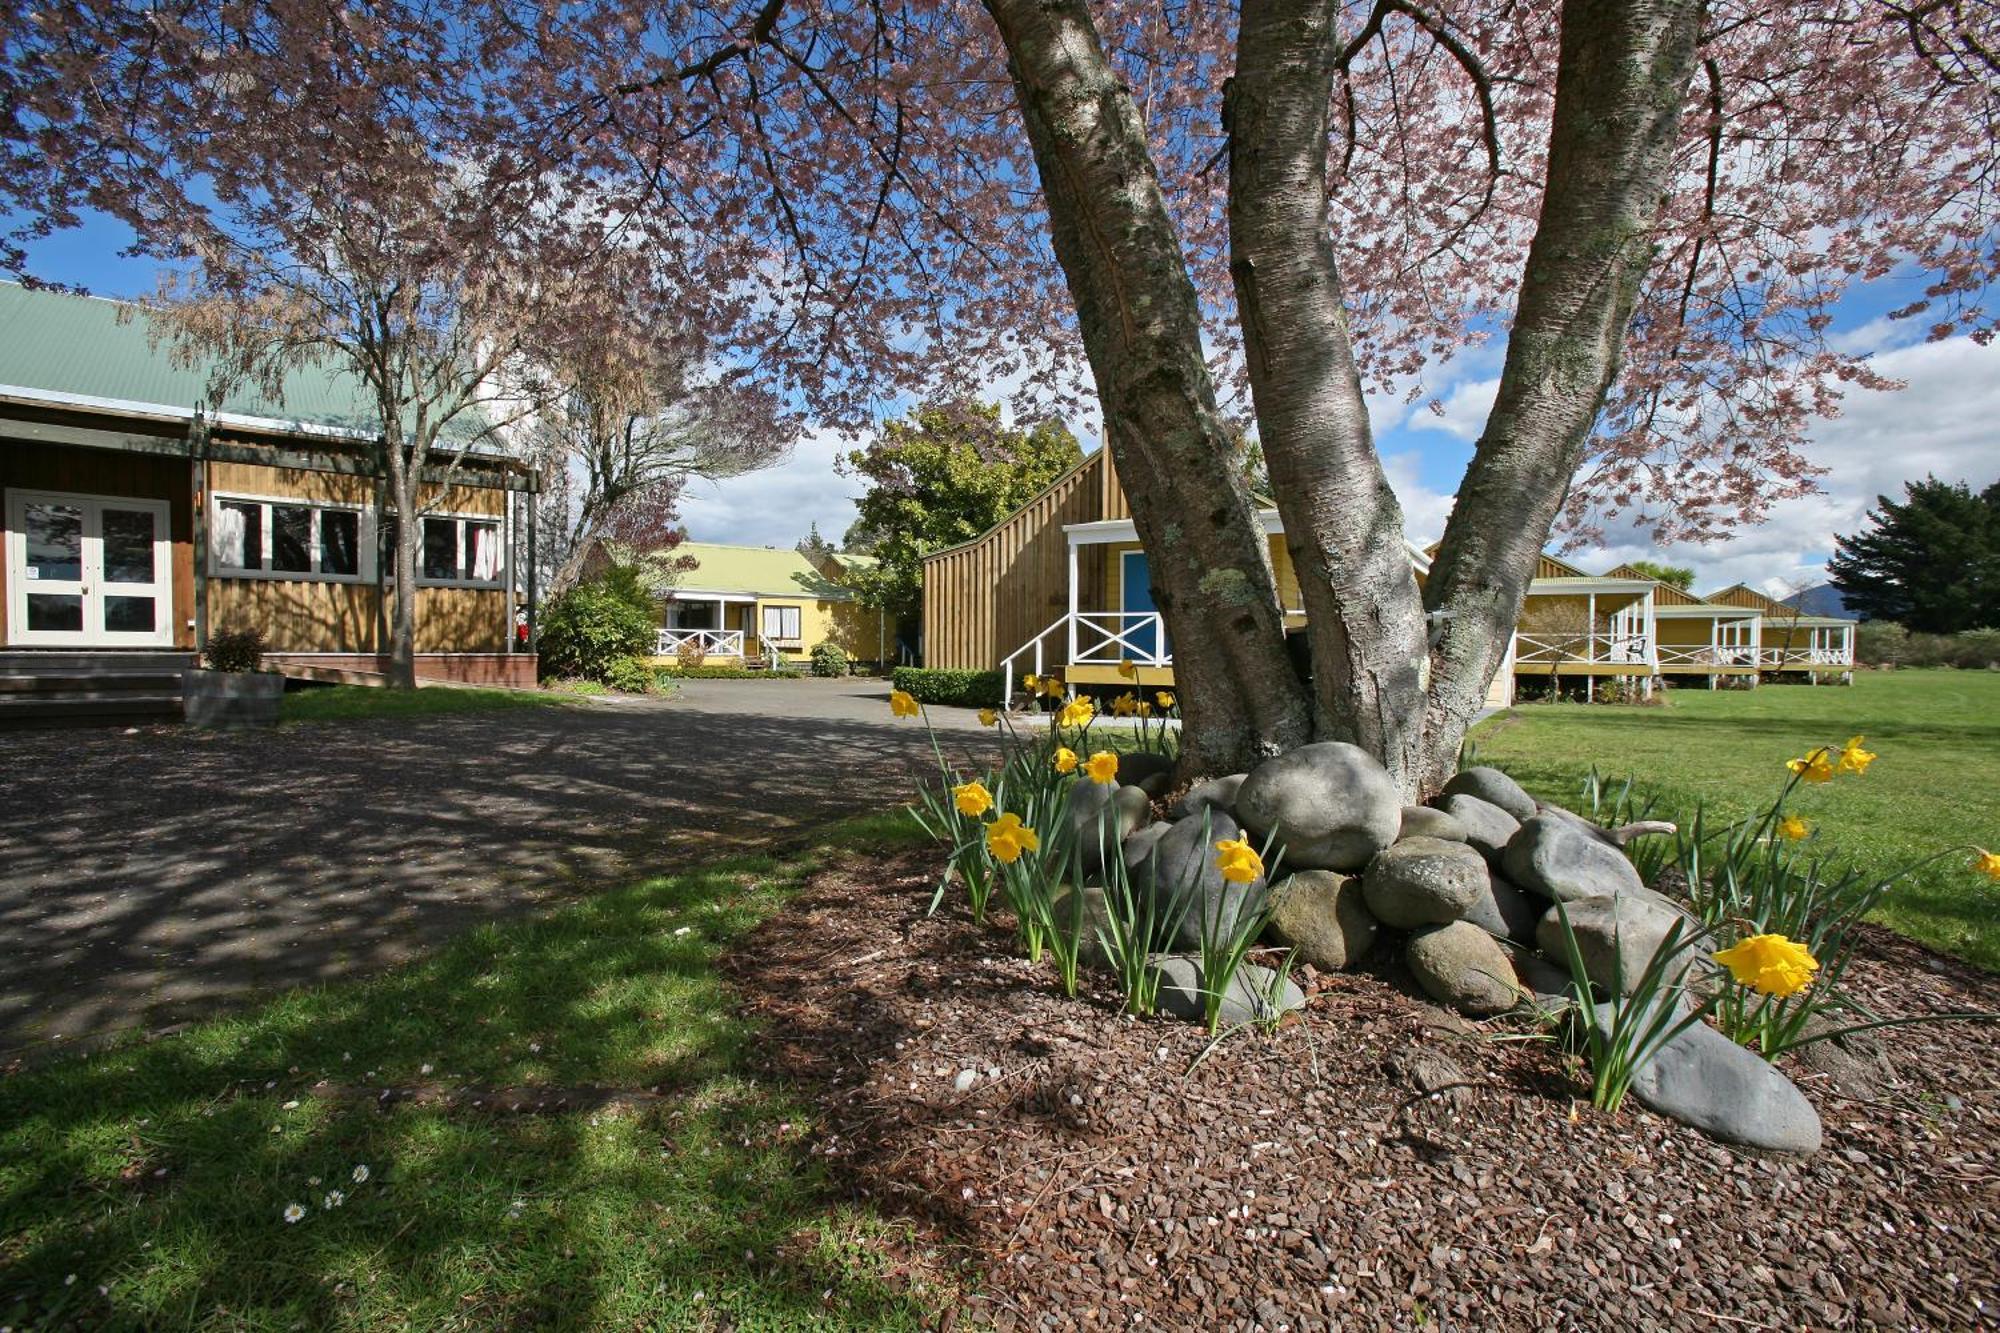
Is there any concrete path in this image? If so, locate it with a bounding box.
[0,678,997,1056]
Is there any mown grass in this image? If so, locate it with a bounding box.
[281,683,568,723]
[1470,670,2000,970]
[0,814,948,1331]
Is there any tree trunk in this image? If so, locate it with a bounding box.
[1419,0,1703,792]
[1227,0,1431,794]
[982,0,1312,776]
[385,454,419,690]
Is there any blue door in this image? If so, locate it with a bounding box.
[1120,550,1162,661]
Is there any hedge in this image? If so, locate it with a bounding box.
[891,666,1006,708]
[656,664,803,680]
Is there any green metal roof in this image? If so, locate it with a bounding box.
[675,542,853,600]
[0,281,491,444]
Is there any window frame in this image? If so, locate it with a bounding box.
[760,603,803,645]
[208,492,371,584]
[399,512,505,590]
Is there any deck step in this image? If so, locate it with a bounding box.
[0,672,188,693]
[0,652,194,726]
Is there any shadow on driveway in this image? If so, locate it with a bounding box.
[0,680,999,1055]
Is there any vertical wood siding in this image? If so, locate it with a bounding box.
[922,451,1114,670]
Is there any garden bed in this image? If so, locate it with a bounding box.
[727,845,2000,1329]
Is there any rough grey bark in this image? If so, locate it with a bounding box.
[1226,0,1431,788]
[1420,0,1703,790]
[382,424,421,690]
[982,0,1312,774]
[980,0,1701,792]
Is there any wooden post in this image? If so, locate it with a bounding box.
[524,487,538,655]
[1066,538,1080,668]
[187,408,210,653]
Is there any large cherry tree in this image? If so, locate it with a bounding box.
[7,0,1994,783]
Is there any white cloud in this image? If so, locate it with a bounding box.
[1399,376,1500,443]
[675,427,866,549]
[1570,335,2000,593]
[1382,451,1457,547]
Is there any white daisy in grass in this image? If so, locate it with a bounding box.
[283,1203,306,1224]
[323,1191,345,1209]
[351,1165,370,1184]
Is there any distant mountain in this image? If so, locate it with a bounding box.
[1781,583,1857,619]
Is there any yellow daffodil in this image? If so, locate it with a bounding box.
[1084,750,1120,785]
[1136,700,1154,718]
[985,812,1040,864]
[1837,734,1877,775]
[978,707,999,727]
[1052,746,1078,774]
[1117,660,1138,679]
[1712,933,1820,998]
[889,689,920,718]
[1156,691,1176,710]
[1777,815,1811,842]
[1787,747,1834,784]
[1214,836,1264,885]
[1022,673,1040,691]
[952,780,993,818]
[1111,692,1138,718]
[1976,848,2000,881]
[1040,676,1065,698]
[1057,697,1095,729]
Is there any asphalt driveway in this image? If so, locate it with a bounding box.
[0,678,996,1056]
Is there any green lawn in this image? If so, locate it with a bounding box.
[1470,670,2000,969]
[281,683,569,723]
[0,816,946,1331]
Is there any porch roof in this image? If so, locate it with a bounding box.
[1652,603,1761,619]
[1525,575,1656,594]
[1062,512,1435,573]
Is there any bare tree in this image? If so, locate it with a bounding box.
[531,331,792,595]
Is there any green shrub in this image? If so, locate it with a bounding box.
[538,565,657,682]
[659,664,791,680]
[203,626,268,673]
[602,656,657,694]
[892,666,1005,708]
[810,642,850,677]
[1855,621,2000,669]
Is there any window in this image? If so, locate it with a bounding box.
[761,604,802,642]
[422,518,459,579]
[321,510,359,576]
[213,497,362,580]
[400,515,502,585]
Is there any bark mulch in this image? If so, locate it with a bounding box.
[723,847,2000,1331]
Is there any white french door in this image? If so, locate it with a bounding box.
[5,489,174,647]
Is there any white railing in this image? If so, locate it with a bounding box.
[1657,643,1760,668]
[999,610,1171,707]
[1513,633,1655,668]
[1760,646,1852,668]
[657,628,745,657]
[1071,610,1169,667]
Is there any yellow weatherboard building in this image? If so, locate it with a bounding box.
[654,541,890,669]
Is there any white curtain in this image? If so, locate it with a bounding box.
[469,522,500,581]
[214,503,247,568]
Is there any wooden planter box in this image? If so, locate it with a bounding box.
[182,668,285,729]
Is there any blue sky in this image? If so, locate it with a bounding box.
[17,211,1998,597]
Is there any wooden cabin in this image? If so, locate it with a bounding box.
[922,449,1509,707]
[0,282,537,720]
[1703,584,1856,681]
[652,541,890,670]
[1603,564,1761,689]
[1502,555,1658,702]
